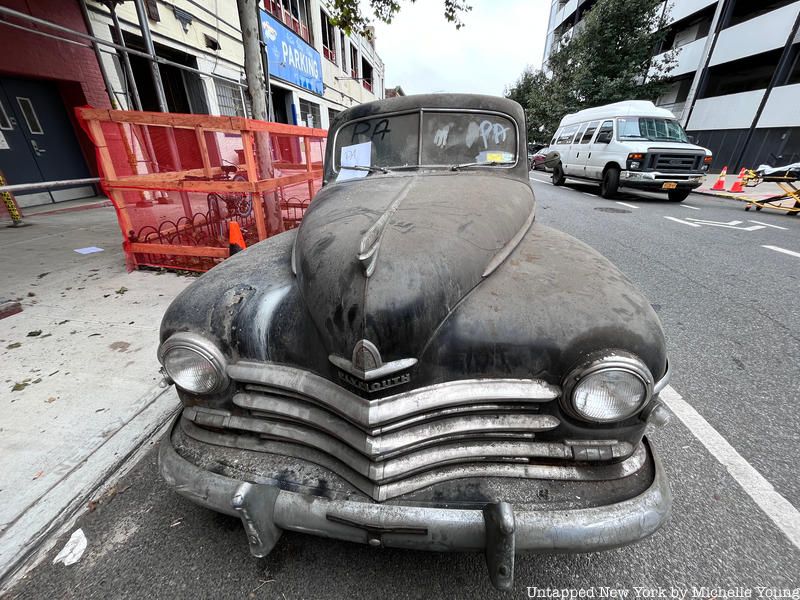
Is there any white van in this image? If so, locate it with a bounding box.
[548,100,712,202]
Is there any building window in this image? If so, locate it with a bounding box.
[265,0,312,44]
[700,48,782,98]
[727,0,797,27]
[320,10,336,63]
[350,44,359,79]
[328,108,340,128]
[298,98,321,128]
[216,80,246,117]
[361,58,373,92]
[340,31,347,71]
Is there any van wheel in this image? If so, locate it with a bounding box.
[552,164,566,186]
[600,167,620,198]
[668,190,691,202]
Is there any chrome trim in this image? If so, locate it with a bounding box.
[157,332,228,394]
[188,402,560,459]
[561,351,653,423]
[328,339,418,382]
[180,418,648,501]
[227,361,560,427]
[161,426,671,592]
[653,360,671,395]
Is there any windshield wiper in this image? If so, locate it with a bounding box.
[450,160,515,171]
[340,165,390,174]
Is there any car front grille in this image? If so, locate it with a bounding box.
[181,360,640,500]
[649,152,704,173]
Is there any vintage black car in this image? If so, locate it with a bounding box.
[157,94,672,590]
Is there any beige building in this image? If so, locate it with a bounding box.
[85,0,385,129]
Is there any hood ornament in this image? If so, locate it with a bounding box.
[329,340,417,392]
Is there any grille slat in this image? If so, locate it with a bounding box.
[652,152,703,173]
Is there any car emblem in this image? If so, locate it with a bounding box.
[329,340,417,393]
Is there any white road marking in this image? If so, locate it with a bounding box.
[583,192,596,197]
[762,245,800,258]
[680,204,701,210]
[664,216,701,227]
[661,385,800,550]
[750,220,788,230]
[684,218,766,231]
[615,201,638,209]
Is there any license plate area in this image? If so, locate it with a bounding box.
[662,182,678,190]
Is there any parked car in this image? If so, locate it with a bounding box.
[530,146,551,170]
[157,94,673,590]
[548,100,712,201]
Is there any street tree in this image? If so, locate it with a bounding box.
[507,0,678,143]
[328,0,472,34]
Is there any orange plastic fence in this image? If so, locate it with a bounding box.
[76,107,327,272]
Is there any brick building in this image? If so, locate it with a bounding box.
[0,0,110,207]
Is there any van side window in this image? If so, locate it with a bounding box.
[572,124,587,144]
[596,120,614,141]
[579,121,600,144]
[556,125,578,145]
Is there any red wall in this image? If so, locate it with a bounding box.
[1,0,112,173]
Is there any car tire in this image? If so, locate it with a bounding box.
[600,167,620,198]
[552,164,566,186]
[667,190,691,202]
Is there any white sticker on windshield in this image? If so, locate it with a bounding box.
[337,141,372,181]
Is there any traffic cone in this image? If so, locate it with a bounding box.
[729,168,747,193]
[711,166,728,191]
[229,222,247,255]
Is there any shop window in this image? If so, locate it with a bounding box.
[298,98,321,129]
[321,10,336,63]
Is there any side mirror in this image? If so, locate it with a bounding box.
[687,135,697,144]
[596,131,612,144]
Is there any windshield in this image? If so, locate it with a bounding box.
[617,117,689,143]
[333,110,517,175]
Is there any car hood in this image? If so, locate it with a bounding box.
[293,172,534,374]
[625,140,710,154]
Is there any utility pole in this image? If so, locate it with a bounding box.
[237,0,270,121]
[236,0,283,235]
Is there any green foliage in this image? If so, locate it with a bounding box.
[328,0,472,35]
[506,0,677,143]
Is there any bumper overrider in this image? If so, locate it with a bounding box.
[159,416,672,590]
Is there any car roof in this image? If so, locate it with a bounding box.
[330,93,526,127]
[558,101,676,128]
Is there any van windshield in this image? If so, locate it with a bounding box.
[617,117,689,143]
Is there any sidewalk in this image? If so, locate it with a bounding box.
[695,172,799,209]
[0,205,191,583]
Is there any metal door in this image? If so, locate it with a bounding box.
[0,76,92,206]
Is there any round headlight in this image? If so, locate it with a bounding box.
[563,353,653,423]
[158,333,227,394]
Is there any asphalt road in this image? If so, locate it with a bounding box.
[7,174,800,599]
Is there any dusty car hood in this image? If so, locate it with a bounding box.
[293,172,534,372]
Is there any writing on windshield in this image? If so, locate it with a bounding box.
[618,117,689,142]
[333,110,517,171]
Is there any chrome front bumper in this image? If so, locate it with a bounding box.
[159,417,672,590]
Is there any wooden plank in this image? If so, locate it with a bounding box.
[128,242,229,258]
[195,126,213,177]
[84,119,117,180]
[107,189,134,237]
[303,135,314,199]
[254,171,322,192]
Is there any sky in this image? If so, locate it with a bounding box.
[371,0,551,96]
